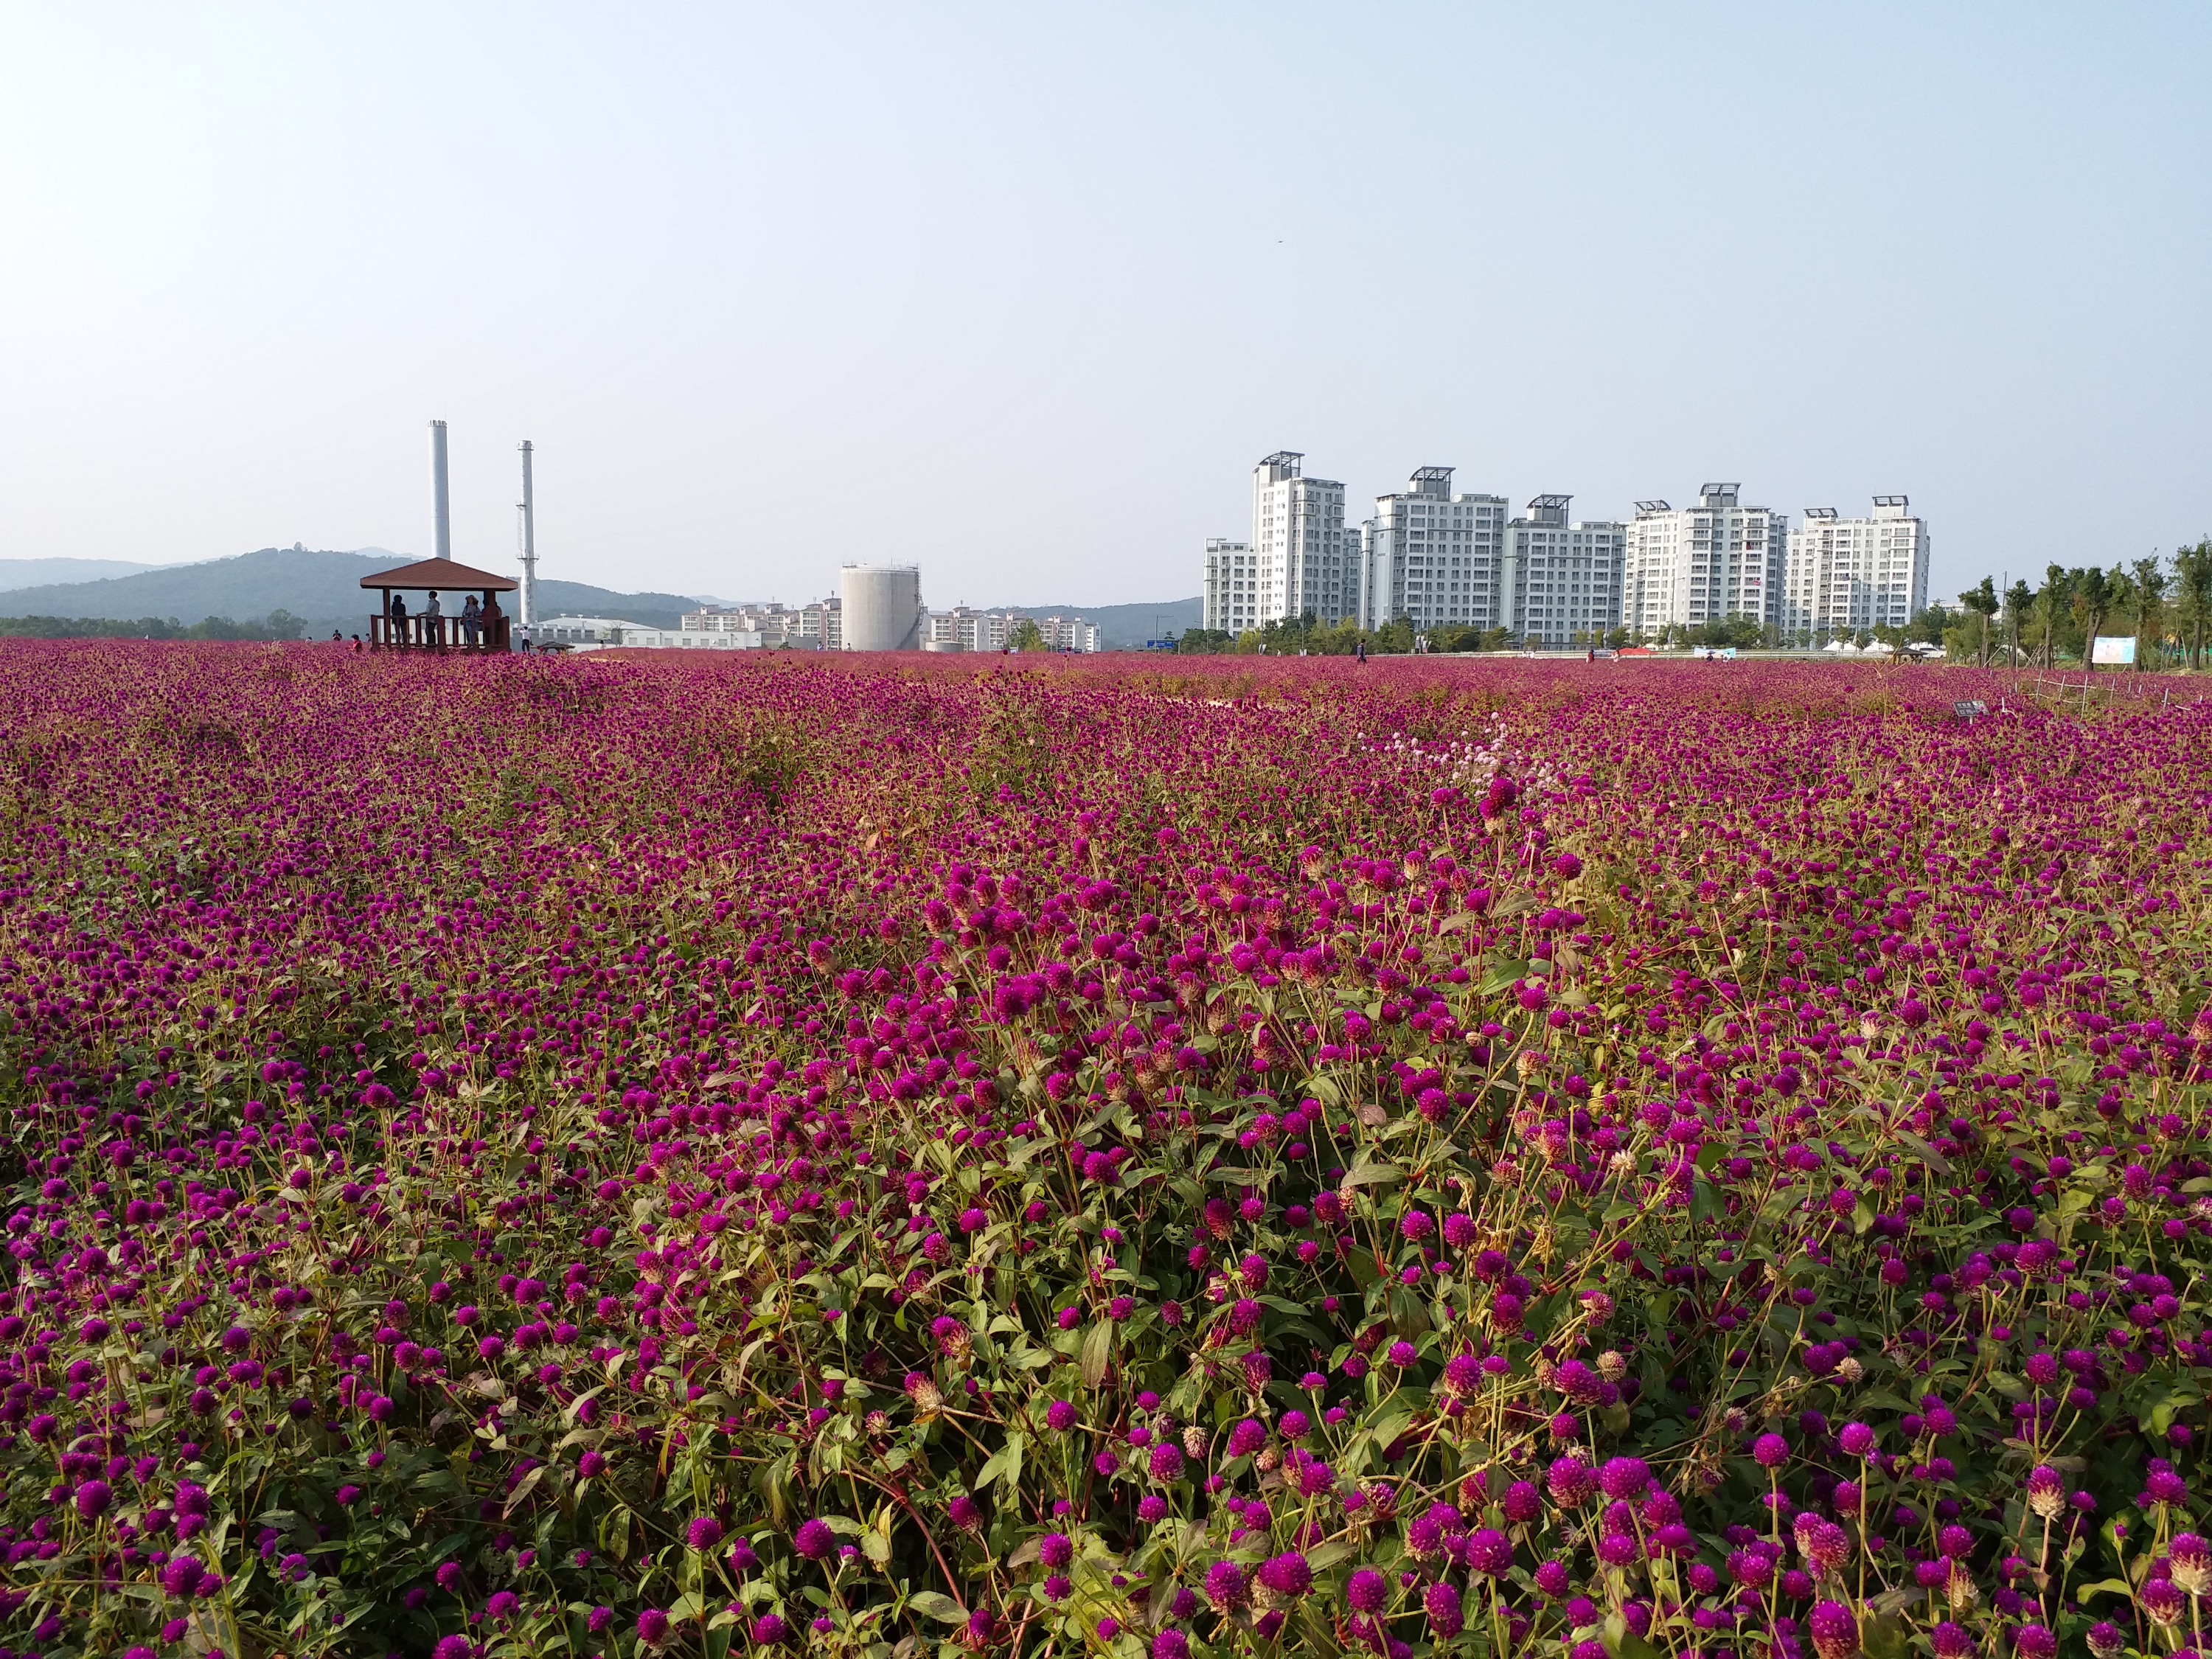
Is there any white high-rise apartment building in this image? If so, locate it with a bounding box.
[1202,540,1259,635]
[1501,495,1626,647]
[1621,484,1784,636]
[1359,467,1510,633]
[1250,453,1353,625]
[1782,497,1930,639]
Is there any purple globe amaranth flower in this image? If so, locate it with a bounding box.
[1931,1624,1978,1659]
[1039,1532,1074,1569]
[1425,1581,1464,1638]
[1467,1526,1514,1576]
[636,1609,671,1646]
[1148,1442,1186,1481]
[1346,1568,1388,1612]
[2012,1626,2057,1659]
[2173,1532,2212,1596]
[1753,1432,1790,1468]
[751,1613,788,1645]
[1548,1454,1596,1507]
[1203,1559,1248,1612]
[1808,1600,1859,1659]
[1151,1632,1189,1659]
[1599,1456,1652,1499]
[1046,1400,1077,1433]
[1256,1551,1312,1599]
[793,1519,836,1560]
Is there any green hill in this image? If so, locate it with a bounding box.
[0,547,698,631]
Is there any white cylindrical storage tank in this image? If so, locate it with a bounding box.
[839,565,922,651]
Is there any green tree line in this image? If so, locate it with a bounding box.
[0,609,311,641]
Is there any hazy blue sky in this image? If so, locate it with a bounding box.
[1,5,2205,607]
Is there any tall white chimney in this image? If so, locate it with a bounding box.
[429,420,451,562]
[516,440,538,628]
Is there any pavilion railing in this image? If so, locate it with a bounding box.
[368,614,512,653]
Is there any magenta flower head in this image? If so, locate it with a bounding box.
[1599,1456,1652,1500]
[686,1516,723,1551]
[1753,1433,1790,1469]
[1425,1581,1464,1638]
[1467,1527,1514,1576]
[1204,1559,1248,1612]
[793,1518,836,1560]
[948,1495,982,1531]
[1837,1422,1876,1457]
[1346,1568,1388,1612]
[637,1608,671,1646]
[1098,1618,1121,1641]
[1152,1632,1189,1659]
[2085,1625,2124,1659]
[1046,1399,1078,1432]
[1256,1551,1312,1599]
[1548,1454,1596,1507]
[2171,1532,2212,1596]
[433,1639,473,1659]
[1809,1600,1859,1659]
[1931,1626,1978,1659]
[1148,1442,1186,1482]
[2011,1626,2057,1659]
[74,1480,113,1521]
[751,1613,789,1644]
[1040,1532,1074,1569]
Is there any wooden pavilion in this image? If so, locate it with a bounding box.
[361,558,518,653]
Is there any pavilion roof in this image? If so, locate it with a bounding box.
[360,557,518,592]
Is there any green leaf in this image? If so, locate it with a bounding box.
[907,1590,968,1624]
[1080,1321,1113,1388]
[2076,1578,2135,1604]
[1340,1160,1403,1191]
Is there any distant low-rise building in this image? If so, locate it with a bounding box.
[922,607,1099,652]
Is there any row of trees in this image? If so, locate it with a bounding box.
[1945,540,2212,668]
[0,611,312,641]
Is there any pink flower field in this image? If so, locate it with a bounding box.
[0,642,2208,1659]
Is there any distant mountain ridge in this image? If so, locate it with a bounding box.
[0,547,699,631]
[0,557,158,591]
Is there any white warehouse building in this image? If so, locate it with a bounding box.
[1622,484,1785,636]
[1782,496,1930,639]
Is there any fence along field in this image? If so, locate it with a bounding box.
[0,641,2208,1659]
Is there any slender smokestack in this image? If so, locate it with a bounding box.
[516,440,538,629]
[429,420,451,562]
